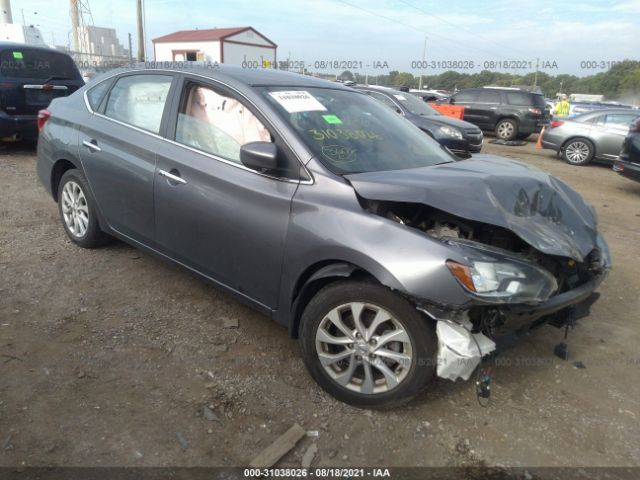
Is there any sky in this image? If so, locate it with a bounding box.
[12,0,640,76]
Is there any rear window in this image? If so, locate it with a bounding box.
[86,79,112,111]
[453,90,477,102]
[505,92,532,106]
[0,48,80,80]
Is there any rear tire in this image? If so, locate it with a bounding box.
[57,169,111,248]
[495,118,518,140]
[562,138,594,165]
[299,280,436,408]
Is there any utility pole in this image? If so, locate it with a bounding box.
[128,33,133,64]
[419,36,427,90]
[0,0,13,23]
[69,0,80,54]
[533,57,539,88]
[136,0,145,62]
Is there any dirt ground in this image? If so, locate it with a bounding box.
[1,137,639,470]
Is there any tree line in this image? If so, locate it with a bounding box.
[335,60,640,102]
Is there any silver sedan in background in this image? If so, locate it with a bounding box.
[541,109,640,166]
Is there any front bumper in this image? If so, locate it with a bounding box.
[437,135,483,156]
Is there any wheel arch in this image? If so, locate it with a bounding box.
[51,158,82,202]
[288,260,382,338]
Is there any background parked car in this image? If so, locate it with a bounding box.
[0,42,84,141]
[569,101,635,117]
[613,117,640,182]
[357,85,483,157]
[409,89,448,102]
[437,86,549,141]
[541,109,640,166]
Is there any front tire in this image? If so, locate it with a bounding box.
[57,169,111,248]
[562,138,594,165]
[495,118,518,140]
[299,281,436,408]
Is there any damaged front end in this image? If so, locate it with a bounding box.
[347,157,611,381]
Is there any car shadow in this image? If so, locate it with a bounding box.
[0,140,38,155]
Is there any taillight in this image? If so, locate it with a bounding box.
[630,119,640,133]
[37,109,51,131]
[528,108,541,115]
[549,120,565,129]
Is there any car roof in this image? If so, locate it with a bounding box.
[354,85,397,93]
[94,64,351,91]
[0,42,71,55]
[578,108,640,116]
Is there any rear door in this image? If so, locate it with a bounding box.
[0,47,83,116]
[154,77,301,309]
[78,72,177,245]
[593,113,640,159]
[473,89,502,128]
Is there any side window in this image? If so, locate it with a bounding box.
[506,92,531,106]
[452,90,477,102]
[175,83,272,164]
[365,91,400,111]
[477,90,501,103]
[86,79,111,111]
[104,74,173,134]
[604,114,637,128]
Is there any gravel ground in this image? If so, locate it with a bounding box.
[0,138,639,469]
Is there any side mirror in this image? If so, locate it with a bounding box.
[449,98,455,104]
[240,142,278,172]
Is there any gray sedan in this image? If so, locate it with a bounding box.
[37,65,610,407]
[541,109,640,166]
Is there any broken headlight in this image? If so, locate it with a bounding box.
[446,241,558,304]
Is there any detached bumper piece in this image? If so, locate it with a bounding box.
[436,320,496,381]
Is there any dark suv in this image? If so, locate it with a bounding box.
[0,42,84,141]
[439,87,550,140]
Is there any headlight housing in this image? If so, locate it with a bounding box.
[445,240,558,304]
[438,125,463,139]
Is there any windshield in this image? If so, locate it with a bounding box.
[262,87,454,174]
[0,48,80,80]
[393,91,440,116]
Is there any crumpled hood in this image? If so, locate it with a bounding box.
[345,154,598,262]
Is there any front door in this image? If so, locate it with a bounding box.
[154,78,301,309]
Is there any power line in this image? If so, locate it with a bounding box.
[332,0,532,67]
[395,0,534,60]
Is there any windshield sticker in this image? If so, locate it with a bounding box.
[308,128,382,141]
[321,145,356,163]
[322,114,343,124]
[268,91,327,113]
[12,51,23,59]
[393,94,406,100]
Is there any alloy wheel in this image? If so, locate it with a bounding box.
[565,141,590,164]
[315,302,413,394]
[61,180,89,238]
[497,121,515,139]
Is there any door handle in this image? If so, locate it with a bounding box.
[159,169,187,185]
[82,139,101,152]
